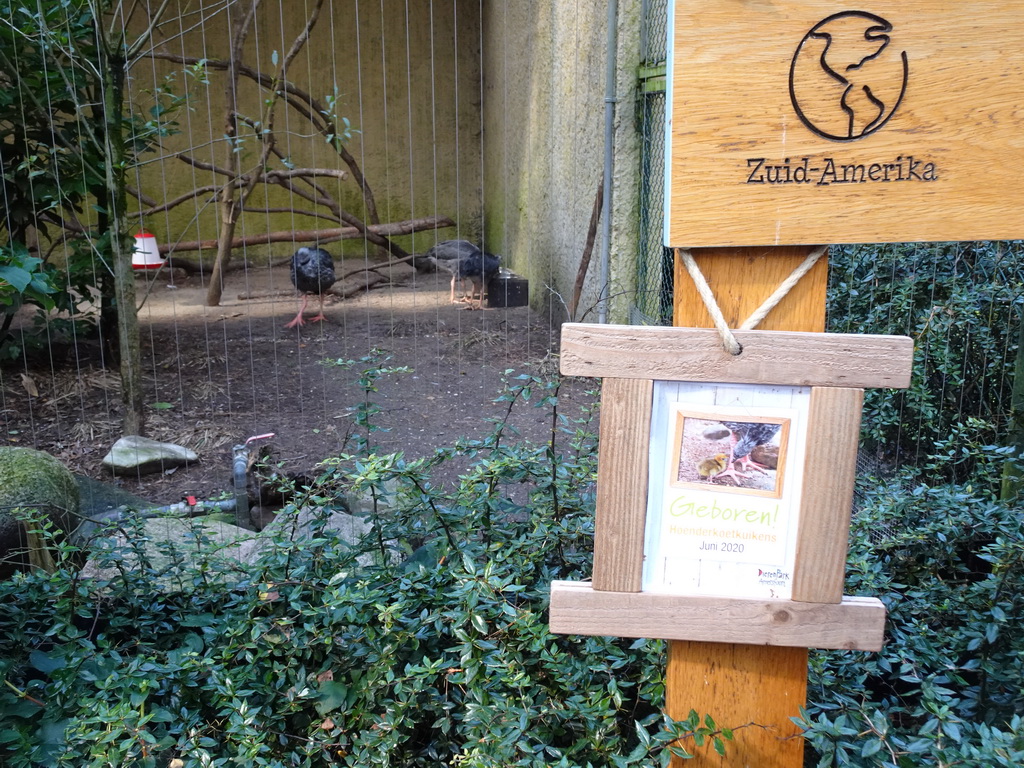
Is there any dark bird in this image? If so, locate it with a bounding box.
[425,240,500,308]
[716,421,782,483]
[285,246,336,328]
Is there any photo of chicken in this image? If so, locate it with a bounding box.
[713,421,782,484]
[673,413,788,496]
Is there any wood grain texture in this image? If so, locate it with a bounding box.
[667,1,1024,247]
[668,641,808,765]
[671,243,826,767]
[560,324,913,389]
[674,247,828,332]
[592,378,653,592]
[549,582,886,651]
[792,388,865,603]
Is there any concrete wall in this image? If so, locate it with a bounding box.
[480,1,641,323]
[129,1,483,262]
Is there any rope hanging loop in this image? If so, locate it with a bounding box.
[677,245,828,356]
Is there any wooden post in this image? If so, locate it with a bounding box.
[668,245,828,766]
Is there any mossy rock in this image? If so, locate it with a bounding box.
[0,447,80,578]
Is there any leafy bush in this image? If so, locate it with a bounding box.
[0,372,729,767]
[800,465,1024,767]
[828,241,1024,484]
[811,243,1024,763]
[0,244,61,359]
[3,359,1022,766]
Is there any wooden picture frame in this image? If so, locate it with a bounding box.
[548,324,914,651]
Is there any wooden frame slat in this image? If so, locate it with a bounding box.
[550,581,885,651]
[792,388,864,603]
[560,324,913,388]
[592,378,653,592]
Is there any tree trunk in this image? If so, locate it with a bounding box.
[206,0,260,307]
[102,52,145,436]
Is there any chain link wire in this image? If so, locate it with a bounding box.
[632,0,674,326]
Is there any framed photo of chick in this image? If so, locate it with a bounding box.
[548,323,913,648]
[672,410,791,499]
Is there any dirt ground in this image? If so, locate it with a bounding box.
[0,257,595,526]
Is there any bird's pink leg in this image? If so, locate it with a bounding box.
[284,295,310,328]
[306,294,329,323]
[711,434,751,483]
[737,455,770,474]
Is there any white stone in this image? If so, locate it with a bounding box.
[102,435,198,476]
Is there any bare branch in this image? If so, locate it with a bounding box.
[159,216,455,255]
[124,0,175,61]
[239,205,341,224]
[148,49,382,223]
[263,168,347,183]
[126,185,160,208]
[174,152,235,178]
[136,184,222,215]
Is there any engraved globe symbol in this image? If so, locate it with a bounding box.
[789,11,908,141]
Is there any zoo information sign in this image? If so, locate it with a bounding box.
[548,324,913,651]
[665,1,1024,247]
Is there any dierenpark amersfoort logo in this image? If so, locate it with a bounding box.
[743,10,933,187]
[789,11,909,142]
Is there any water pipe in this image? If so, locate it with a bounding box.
[71,497,238,545]
[232,433,275,528]
[598,0,619,324]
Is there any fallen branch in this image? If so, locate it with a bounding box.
[159,216,455,255]
[336,272,387,297]
[237,289,294,300]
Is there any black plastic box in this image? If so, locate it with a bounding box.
[486,270,529,308]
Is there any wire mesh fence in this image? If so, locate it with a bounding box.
[0,1,602,515]
[0,0,1021,508]
[633,0,675,326]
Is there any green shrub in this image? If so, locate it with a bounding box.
[3,363,1022,766]
[0,372,729,767]
[828,241,1024,485]
[800,467,1024,767]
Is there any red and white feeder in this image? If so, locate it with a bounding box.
[131,232,165,270]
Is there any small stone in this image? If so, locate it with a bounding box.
[702,424,732,441]
[750,443,780,470]
[102,435,198,476]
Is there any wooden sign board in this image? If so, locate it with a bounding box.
[549,324,914,651]
[665,1,1024,247]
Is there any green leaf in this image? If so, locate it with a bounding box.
[315,681,350,716]
[29,649,65,674]
[0,265,32,293]
[861,739,883,757]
